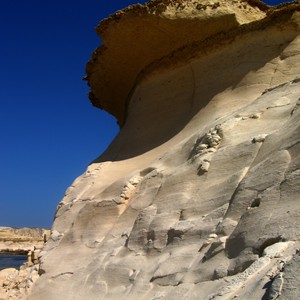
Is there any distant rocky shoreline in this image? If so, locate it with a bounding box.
[0,226,50,299]
[0,227,50,253]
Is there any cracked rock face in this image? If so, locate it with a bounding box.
[28,1,300,299]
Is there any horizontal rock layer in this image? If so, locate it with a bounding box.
[29,1,300,299]
[0,227,50,253]
[86,0,269,126]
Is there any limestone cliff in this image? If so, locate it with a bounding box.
[29,1,300,299]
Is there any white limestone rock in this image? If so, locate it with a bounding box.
[27,1,300,299]
[263,241,294,258]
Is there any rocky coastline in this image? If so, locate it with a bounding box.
[0,227,50,299]
[0,227,49,254]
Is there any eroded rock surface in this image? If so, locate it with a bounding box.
[29,1,300,299]
[86,0,268,126]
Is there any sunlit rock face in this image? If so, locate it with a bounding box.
[29,1,300,299]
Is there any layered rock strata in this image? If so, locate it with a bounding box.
[86,0,268,126]
[29,1,300,299]
[0,227,50,254]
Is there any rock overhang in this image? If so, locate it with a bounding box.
[85,0,299,127]
[24,2,300,299]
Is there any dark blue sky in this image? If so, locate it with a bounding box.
[0,0,288,229]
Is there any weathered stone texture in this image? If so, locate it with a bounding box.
[27,1,300,299]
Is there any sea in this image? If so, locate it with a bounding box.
[0,253,27,270]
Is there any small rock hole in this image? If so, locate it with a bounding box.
[147,230,155,242]
[179,210,184,220]
[255,236,284,257]
[167,229,184,245]
[250,198,261,208]
[140,167,156,176]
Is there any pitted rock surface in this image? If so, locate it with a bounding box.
[27,1,300,299]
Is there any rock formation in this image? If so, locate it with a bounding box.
[0,227,49,254]
[0,227,49,299]
[0,266,40,300]
[28,0,300,299]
